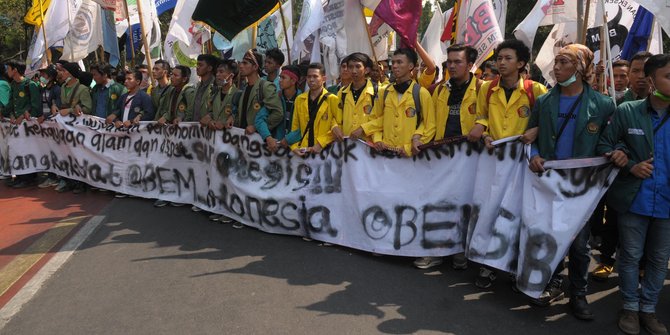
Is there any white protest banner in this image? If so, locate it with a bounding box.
[321,0,347,84]
[0,116,615,298]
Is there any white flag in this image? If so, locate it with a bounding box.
[163,0,210,67]
[456,0,503,68]
[491,0,507,38]
[513,0,578,49]
[268,0,294,64]
[292,0,325,58]
[343,0,373,57]
[321,0,347,83]
[62,0,104,62]
[421,7,452,81]
[27,0,82,73]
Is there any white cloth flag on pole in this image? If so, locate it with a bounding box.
[292,0,325,58]
[90,0,115,10]
[62,0,104,62]
[267,0,293,65]
[163,0,210,68]
[491,0,507,38]
[343,0,372,59]
[421,7,452,81]
[27,0,82,73]
[455,0,503,68]
[513,0,578,49]
[321,0,347,85]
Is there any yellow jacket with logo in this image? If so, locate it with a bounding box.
[475,78,547,140]
[336,79,377,136]
[289,88,340,150]
[432,76,480,140]
[361,81,436,156]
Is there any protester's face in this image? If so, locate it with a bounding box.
[264,58,280,75]
[196,60,212,77]
[5,66,16,80]
[306,68,325,92]
[279,72,296,90]
[152,64,166,80]
[553,55,577,83]
[340,62,351,82]
[91,69,107,85]
[55,64,69,82]
[496,48,524,78]
[238,59,257,77]
[481,68,498,81]
[650,63,670,97]
[215,66,232,86]
[612,66,629,91]
[125,73,140,91]
[171,68,186,86]
[391,54,413,80]
[370,67,381,82]
[138,69,149,88]
[629,59,650,95]
[446,50,471,82]
[347,61,369,83]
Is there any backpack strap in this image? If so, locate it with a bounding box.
[371,81,378,108]
[257,79,266,107]
[523,79,535,107]
[412,83,422,129]
[485,78,500,106]
[300,92,332,145]
[68,83,83,109]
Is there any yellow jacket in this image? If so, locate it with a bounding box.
[289,88,340,150]
[361,81,436,156]
[475,78,547,140]
[432,76,481,140]
[336,79,377,136]
[417,68,436,89]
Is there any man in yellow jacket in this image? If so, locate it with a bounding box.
[467,39,547,148]
[334,52,378,140]
[350,48,436,157]
[433,44,482,140]
[284,63,340,155]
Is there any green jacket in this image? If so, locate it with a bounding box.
[209,84,238,122]
[7,78,42,117]
[91,81,126,117]
[597,98,657,212]
[155,84,196,122]
[528,84,615,159]
[60,79,92,114]
[151,82,171,111]
[235,79,282,131]
[192,77,215,122]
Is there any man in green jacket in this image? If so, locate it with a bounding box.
[525,44,621,320]
[4,60,42,188]
[155,65,195,125]
[90,62,126,119]
[598,54,670,335]
[53,61,92,118]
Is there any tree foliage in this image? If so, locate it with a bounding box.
[0,0,32,62]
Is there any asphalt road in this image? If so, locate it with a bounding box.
[1,195,669,335]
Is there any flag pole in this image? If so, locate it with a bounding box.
[136,0,153,78]
[38,0,52,64]
[580,0,591,45]
[278,0,291,63]
[123,0,136,67]
[361,6,378,63]
[252,24,258,49]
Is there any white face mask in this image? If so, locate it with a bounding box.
[558,73,577,87]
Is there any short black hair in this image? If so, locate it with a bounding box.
[128,69,143,82]
[393,48,419,66]
[307,63,326,76]
[0,63,8,81]
[173,65,191,83]
[197,54,219,70]
[495,39,531,72]
[612,60,630,69]
[265,48,285,65]
[135,64,148,70]
[6,60,26,76]
[346,52,373,69]
[90,62,113,77]
[631,51,653,64]
[481,60,499,74]
[115,71,126,84]
[447,43,478,64]
[644,54,670,77]
[154,59,171,73]
[218,59,239,79]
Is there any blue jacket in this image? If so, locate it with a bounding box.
[113,90,155,121]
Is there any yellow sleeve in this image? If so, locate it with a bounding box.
[330,94,341,130]
[416,88,435,143]
[334,90,344,127]
[475,81,490,131]
[418,68,436,89]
